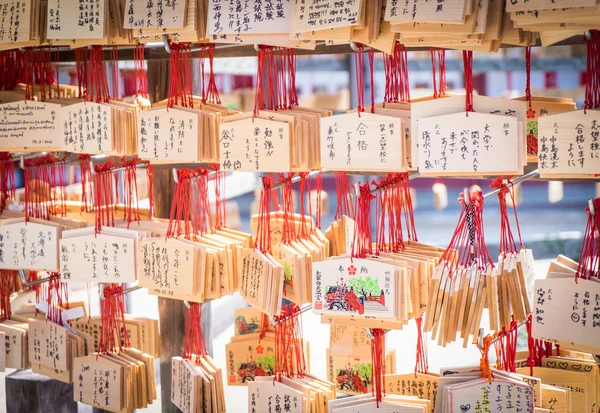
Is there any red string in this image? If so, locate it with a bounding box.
[314,171,323,230]
[334,172,355,221]
[462,50,474,114]
[110,46,119,100]
[430,48,438,99]
[168,43,193,108]
[585,31,600,113]
[354,44,365,116]
[0,270,14,322]
[439,190,494,277]
[0,153,15,214]
[183,302,208,362]
[255,175,273,254]
[210,164,226,230]
[93,161,117,233]
[298,173,310,239]
[438,49,447,96]
[415,315,428,375]
[134,44,149,98]
[75,47,88,100]
[273,304,307,379]
[24,154,67,221]
[370,328,386,406]
[78,154,93,213]
[351,183,374,259]
[525,47,532,108]
[368,49,375,114]
[121,157,142,227]
[98,284,130,355]
[278,173,296,244]
[576,197,600,281]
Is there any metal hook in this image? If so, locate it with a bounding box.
[477,327,485,350]
[99,284,105,300]
[593,354,600,365]
[254,44,261,52]
[365,327,375,340]
[585,30,593,40]
[355,182,361,199]
[19,155,24,170]
[183,300,190,309]
[172,167,179,183]
[163,34,172,54]
[349,41,360,52]
[464,187,470,205]
[590,198,596,217]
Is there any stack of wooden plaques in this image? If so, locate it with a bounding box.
[72,315,160,358]
[314,242,445,330]
[248,212,329,305]
[329,394,433,411]
[57,98,139,156]
[435,365,536,413]
[506,0,600,46]
[537,105,600,179]
[205,0,315,49]
[516,348,600,412]
[138,99,236,163]
[59,226,146,284]
[413,95,528,176]
[386,0,509,51]
[131,0,205,44]
[326,322,396,396]
[0,0,39,49]
[171,354,226,413]
[27,319,91,383]
[532,255,600,356]
[386,371,440,408]
[290,0,366,48]
[325,215,355,257]
[249,375,337,412]
[0,318,29,370]
[138,227,253,302]
[219,106,331,172]
[73,349,157,412]
[225,307,277,386]
[320,111,408,173]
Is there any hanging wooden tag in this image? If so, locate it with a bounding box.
[137,107,203,163]
[417,111,520,175]
[506,0,596,12]
[59,102,113,153]
[46,0,108,39]
[411,95,527,168]
[248,380,304,413]
[0,0,34,44]
[291,0,364,33]
[207,0,292,36]
[538,109,600,178]
[443,377,534,412]
[73,355,124,411]
[320,112,406,172]
[123,0,188,29]
[0,218,60,271]
[532,277,600,354]
[312,257,398,320]
[219,118,292,172]
[59,228,138,283]
[225,335,276,386]
[0,101,61,151]
[384,0,469,23]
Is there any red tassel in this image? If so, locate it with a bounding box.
[256,176,273,254]
[274,304,306,379]
[334,172,354,221]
